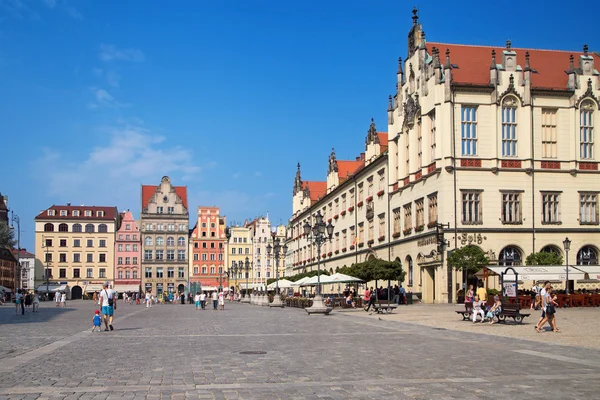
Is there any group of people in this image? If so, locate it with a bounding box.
[193,291,225,310]
[534,281,560,333]
[13,289,41,315]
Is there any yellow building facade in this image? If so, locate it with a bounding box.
[226,226,253,293]
[34,205,118,299]
[286,10,600,303]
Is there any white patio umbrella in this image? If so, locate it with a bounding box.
[267,279,294,290]
[299,275,334,286]
[291,276,312,286]
[327,272,364,283]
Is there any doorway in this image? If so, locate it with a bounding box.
[71,285,82,300]
[422,267,435,303]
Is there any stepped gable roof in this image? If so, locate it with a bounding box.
[302,181,327,202]
[141,185,188,209]
[35,205,118,220]
[427,42,599,90]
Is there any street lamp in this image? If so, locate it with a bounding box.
[266,232,288,308]
[303,210,334,315]
[241,256,251,303]
[563,237,571,295]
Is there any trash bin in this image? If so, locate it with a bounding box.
[406,294,413,305]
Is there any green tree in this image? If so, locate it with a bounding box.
[447,245,489,271]
[339,258,405,282]
[285,270,330,282]
[0,221,16,249]
[525,251,563,266]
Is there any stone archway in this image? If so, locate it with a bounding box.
[71,285,82,300]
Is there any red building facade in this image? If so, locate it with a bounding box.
[190,207,228,291]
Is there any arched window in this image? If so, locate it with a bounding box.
[44,223,54,232]
[178,237,185,246]
[72,224,82,233]
[202,266,207,274]
[144,237,152,246]
[58,223,68,232]
[98,224,108,233]
[210,266,215,274]
[167,237,175,246]
[501,96,518,157]
[406,256,413,286]
[85,224,94,233]
[156,237,164,246]
[580,101,595,159]
[499,246,522,266]
[577,246,598,265]
[541,245,561,256]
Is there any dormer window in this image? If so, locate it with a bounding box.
[97,211,104,217]
[48,210,55,216]
[73,210,80,217]
[84,210,92,217]
[60,210,67,216]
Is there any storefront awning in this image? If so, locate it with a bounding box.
[36,284,67,293]
[113,284,141,293]
[84,284,105,292]
[483,266,587,281]
[0,285,12,293]
[573,266,600,280]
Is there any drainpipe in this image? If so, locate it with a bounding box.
[451,90,459,298]
[531,96,536,253]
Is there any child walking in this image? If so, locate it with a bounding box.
[92,310,102,332]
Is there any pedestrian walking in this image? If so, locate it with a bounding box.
[218,291,225,310]
[55,291,61,307]
[145,291,152,308]
[200,291,206,310]
[60,291,66,307]
[32,290,40,313]
[99,283,116,331]
[24,291,32,312]
[15,289,23,315]
[91,310,102,332]
[364,287,376,313]
[211,291,218,310]
[194,292,201,310]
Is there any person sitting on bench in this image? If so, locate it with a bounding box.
[486,295,502,324]
[472,295,486,324]
[345,293,356,308]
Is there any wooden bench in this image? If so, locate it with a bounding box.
[456,302,473,320]
[372,300,398,314]
[495,303,530,324]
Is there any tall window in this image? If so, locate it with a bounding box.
[358,223,364,244]
[378,214,385,238]
[501,192,522,224]
[59,223,68,232]
[541,109,557,158]
[72,224,82,232]
[144,250,152,260]
[430,111,436,162]
[461,106,477,155]
[403,203,413,231]
[86,268,93,278]
[579,192,598,225]
[393,208,401,234]
[85,224,94,233]
[541,192,560,224]
[428,193,438,225]
[98,224,108,233]
[461,190,482,224]
[178,237,185,246]
[167,237,175,246]
[580,101,594,159]
[407,256,413,286]
[367,220,374,242]
[417,123,423,167]
[156,237,164,246]
[415,199,424,228]
[145,267,152,278]
[405,130,410,171]
[501,97,518,157]
[144,237,152,246]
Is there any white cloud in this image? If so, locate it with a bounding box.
[33,123,206,208]
[99,44,145,62]
[88,87,129,109]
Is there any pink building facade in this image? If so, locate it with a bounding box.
[114,211,142,293]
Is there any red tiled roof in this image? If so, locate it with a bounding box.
[377,132,389,152]
[427,42,598,90]
[12,249,35,258]
[141,185,188,209]
[337,160,364,179]
[35,205,118,220]
[302,181,327,202]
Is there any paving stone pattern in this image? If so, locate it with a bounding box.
[0,301,599,399]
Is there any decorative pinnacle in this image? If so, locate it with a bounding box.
[509,74,514,86]
[444,48,451,69]
[397,57,403,74]
[570,54,575,70]
[388,95,393,111]
[506,40,511,49]
[412,7,418,25]
[491,49,497,70]
[525,51,530,70]
[583,44,589,56]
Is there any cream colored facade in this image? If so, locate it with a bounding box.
[226,226,253,292]
[287,11,600,303]
[34,205,118,299]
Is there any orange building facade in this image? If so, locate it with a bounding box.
[190,206,228,292]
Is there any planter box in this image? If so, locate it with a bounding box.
[348,206,355,212]
[378,235,385,242]
[392,232,401,239]
[349,245,355,250]
[342,247,347,252]
[357,201,364,207]
[341,211,346,216]
[358,243,364,248]
[377,190,384,197]
[366,196,373,202]
[334,215,339,220]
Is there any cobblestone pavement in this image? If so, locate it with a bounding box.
[344,303,600,350]
[1,301,599,399]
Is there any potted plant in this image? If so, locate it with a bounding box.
[427,221,437,229]
[358,242,364,248]
[392,232,401,239]
[334,250,339,254]
[378,235,385,242]
[348,206,354,212]
[349,245,355,250]
[357,201,364,207]
[415,225,424,233]
[366,196,373,202]
[334,214,339,220]
[403,228,413,235]
[341,210,346,216]
[342,247,347,252]
[377,189,385,197]
[367,239,374,246]
[327,251,333,257]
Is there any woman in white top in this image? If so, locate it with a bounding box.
[218,291,225,310]
[55,291,61,307]
[60,292,66,307]
[32,290,40,313]
[145,291,152,308]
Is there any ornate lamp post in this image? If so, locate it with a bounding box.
[563,237,571,295]
[266,232,288,308]
[242,256,251,303]
[303,210,334,315]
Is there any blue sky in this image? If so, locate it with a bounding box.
[1,0,598,250]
